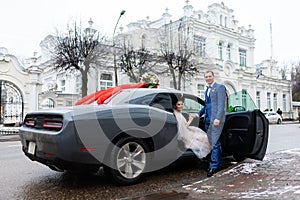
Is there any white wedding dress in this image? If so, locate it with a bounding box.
[173,110,211,159]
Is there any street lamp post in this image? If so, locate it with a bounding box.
[113,10,125,86]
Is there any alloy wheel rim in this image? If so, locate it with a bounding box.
[116,142,146,179]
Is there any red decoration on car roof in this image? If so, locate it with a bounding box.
[74,82,158,105]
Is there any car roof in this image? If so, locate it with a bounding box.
[121,87,190,96]
[120,87,202,100]
[109,87,205,105]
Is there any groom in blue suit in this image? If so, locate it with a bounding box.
[197,70,226,177]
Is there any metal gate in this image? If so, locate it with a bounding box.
[0,80,23,126]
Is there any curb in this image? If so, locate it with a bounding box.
[0,134,20,142]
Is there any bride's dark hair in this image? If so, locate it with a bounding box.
[172,96,184,108]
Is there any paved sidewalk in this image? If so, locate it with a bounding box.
[176,148,300,199]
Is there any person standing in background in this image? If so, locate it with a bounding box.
[276,108,283,117]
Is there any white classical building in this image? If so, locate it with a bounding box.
[0,1,296,126]
[115,2,293,118]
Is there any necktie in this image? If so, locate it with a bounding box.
[205,86,211,101]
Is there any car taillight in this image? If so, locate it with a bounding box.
[80,147,96,152]
[43,120,63,130]
[25,118,35,127]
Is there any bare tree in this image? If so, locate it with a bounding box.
[159,20,197,90]
[291,61,300,101]
[119,41,159,83]
[47,20,108,97]
[279,62,289,80]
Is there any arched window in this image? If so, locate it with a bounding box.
[220,15,223,26]
[42,98,55,109]
[224,16,227,27]
[60,79,65,92]
[239,49,247,66]
[218,41,223,60]
[193,36,206,57]
[226,44,231,60]
[197,84,205,99]
[141,34,147,47]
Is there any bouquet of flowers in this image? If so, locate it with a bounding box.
[140,72,159,86]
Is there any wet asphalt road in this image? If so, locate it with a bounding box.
[0,140,235,200]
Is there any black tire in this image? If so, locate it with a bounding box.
[108,136,149,185]
[277,119,282,124]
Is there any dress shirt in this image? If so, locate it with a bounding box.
[206,82,215,97]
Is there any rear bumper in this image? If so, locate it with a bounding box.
[23,148,101,172]
[19,125,105,171]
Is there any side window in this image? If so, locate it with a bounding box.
[182,97,203,113]
[150,93,173,112]
[128,93,156,105]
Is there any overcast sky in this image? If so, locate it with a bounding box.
[1,0,299,64]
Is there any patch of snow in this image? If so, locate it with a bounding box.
[229,185,300,198]
[278,148,300,155]
[222,162,258,175]
[195,189,207,193]
[183,177,210,188]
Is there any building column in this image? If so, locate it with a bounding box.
[27,66,42,112]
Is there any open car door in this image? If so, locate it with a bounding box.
[221,91,269,161]
[178,91,269,161]
[221,110,269,160]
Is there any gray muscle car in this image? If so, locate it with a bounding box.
[19,88,268,185]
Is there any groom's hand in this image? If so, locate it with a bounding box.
[213,119,220,126]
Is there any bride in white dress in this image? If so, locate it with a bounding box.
[173,99,211,159]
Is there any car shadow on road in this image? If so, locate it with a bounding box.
[18,156,236,199]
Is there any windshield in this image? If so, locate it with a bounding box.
[105,89,156,105]
[227,90,258,112]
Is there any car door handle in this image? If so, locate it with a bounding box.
[256,130,263,137]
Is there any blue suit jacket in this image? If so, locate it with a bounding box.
[198,83,226,123]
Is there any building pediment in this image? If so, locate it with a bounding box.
[0,48,27,74]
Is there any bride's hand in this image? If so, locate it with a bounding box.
[186,115,193,127]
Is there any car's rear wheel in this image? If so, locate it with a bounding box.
[277,119,282,124]
[109,136,149,185]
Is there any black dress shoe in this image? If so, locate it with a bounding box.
[207,168,218,177]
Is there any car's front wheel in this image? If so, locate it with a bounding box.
[109,136,149,185]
